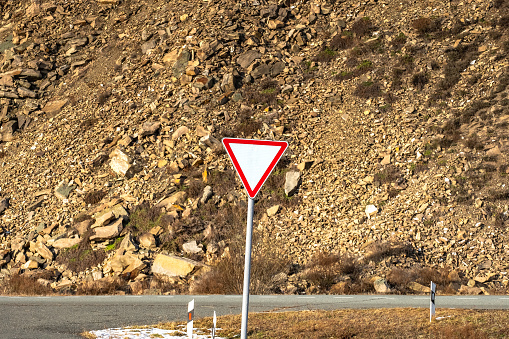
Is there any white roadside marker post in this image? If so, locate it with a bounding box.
[212,311,217,339]
[222,138,288,339]
[430,281,436,322]
[187,299,194,339]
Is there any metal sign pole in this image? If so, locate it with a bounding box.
[241,197,255,339]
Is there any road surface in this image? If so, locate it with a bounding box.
[1,294,508,339]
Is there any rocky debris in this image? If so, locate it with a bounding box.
[284,171,301,197]
[0,0,507,297]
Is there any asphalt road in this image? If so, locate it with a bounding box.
[1,294,508,339]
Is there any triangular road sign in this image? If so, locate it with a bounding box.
[222,138,288,199]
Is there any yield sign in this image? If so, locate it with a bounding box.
[222,138,288,199]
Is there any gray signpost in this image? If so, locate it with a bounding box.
[222,138,288,339]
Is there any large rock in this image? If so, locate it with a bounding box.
[139,121,161,137]
[156,191,188,208]
[90,218,123,242]
[183,240,203,254]
[51,237,81,249]
[109,148,134,177]
[151,254,202,277]
[237,50,261,68]
[35,242,53,262]
[0,197,9,215]
[42,99,68,116]
[54,180,77,200]
[373,278,391,293]
[284,171,301,196]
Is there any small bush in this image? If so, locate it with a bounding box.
[126,203,172,235]
[374,165,402,186]
[81,118,99,129]
[412,72,428,89]
[76,276,127,295]
[313,47,336,63]
[84,190,106,205]
[412,17,440,35]
[56,231,107,273]
[351,17,375,37]
[304,252,357,292]
[330,34,354,50]
[464,133,484,150]
[364,241,413,263]
[353,81,382,98]
[1,270,57,295]
[236,108,262,136]
[97,90,111,105]
[243,78,281,106]
[193,238,289,294]
[392,33,407,47]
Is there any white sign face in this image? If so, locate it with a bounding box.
[223,138,288,199]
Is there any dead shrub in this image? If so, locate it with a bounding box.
[236,108,262,136]
[313,47,336,63]
[387,267,459,293]
[351,17,375,37]
[412,17,440,35]
[2,270,58,295]
[76,276,127,295]
[330,34,355,50]
[304,252,357,292]
[353,81,381,98]
[97,90,111,105]
[186,178,205,199]
[84,189,106,205]
[125,203,172,235]
[412,72,428,89]
[374,165,402,186]
[243,78,280,107]
[391,33,407,48]
[55,230,107,273]
[463,133,484,150]
[81,118,99,129]
[193,238,289,294]
[364,241,413,263]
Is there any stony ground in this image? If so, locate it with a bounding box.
[0,0,509,296]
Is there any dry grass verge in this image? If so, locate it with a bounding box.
[152,308,509,339]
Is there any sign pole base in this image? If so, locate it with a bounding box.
[241,198,255,339]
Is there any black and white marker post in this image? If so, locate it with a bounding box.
[222,138,288,339]
[430,281,436,322]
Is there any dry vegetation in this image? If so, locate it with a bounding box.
[150,308,509,339]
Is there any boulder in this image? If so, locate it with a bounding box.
[151,254,202,277]
[109,148,134,177]
[51,237,81,249]
[373,278,391,293]
[90,218,123,242]
[284,171,301,196]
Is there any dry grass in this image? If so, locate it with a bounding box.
[192,237,290,295]
[1,270,57,295]
[155,308,509,339]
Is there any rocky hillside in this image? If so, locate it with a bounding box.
[0,0,508,296]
